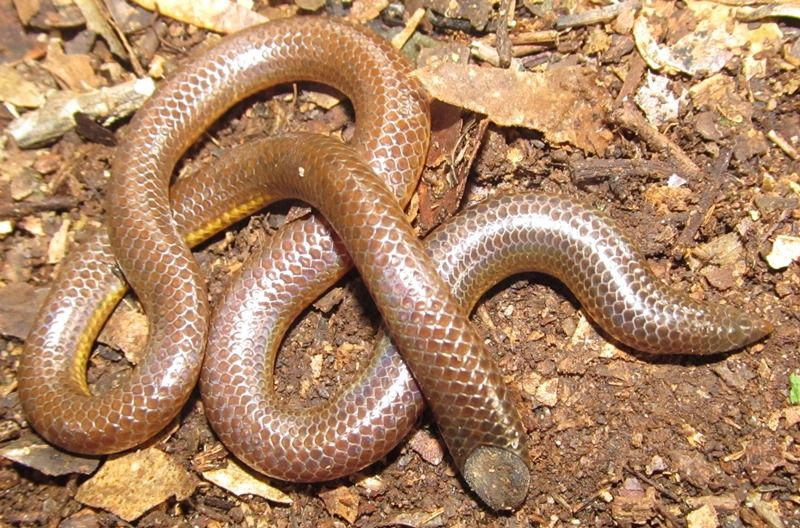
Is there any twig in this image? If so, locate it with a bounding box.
[767,129,799,160]
[0,196,80,219]
[8,77,156,148]
[391,7,426,50]
[572,487,608,514]
[736,4,800,21]
[614,54,646,106]
[570,158,680,185]
[673,147,732,253]
[655,502,685,528]
[100,0,146,77]
[494,0,515,68]
[610,101,703,181]
[624,464,683,504]
[556,0,641,29]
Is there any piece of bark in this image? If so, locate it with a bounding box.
[8,77,155,148]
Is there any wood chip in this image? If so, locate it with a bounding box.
[687,504,720,528]
[46,217,71,264]
[408,428,445,466]
[611,478,657,525]
[765,235,800,270]
[535,378,559,407]
[318,485,360,524]
[346,0,389,23]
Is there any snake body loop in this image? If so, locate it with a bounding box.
[18,16,771,512]
[20,16,430,454]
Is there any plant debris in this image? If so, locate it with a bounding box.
[202,459,292,504]
[413,63,613,154]
[0,434,100,477]
[74,448,196,522]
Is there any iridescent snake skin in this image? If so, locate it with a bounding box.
[18,17,771,510]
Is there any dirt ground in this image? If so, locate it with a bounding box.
[0,1,798,527]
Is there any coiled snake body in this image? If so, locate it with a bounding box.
[18,17,771,510]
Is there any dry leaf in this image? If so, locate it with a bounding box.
[0,65,45,108]
[12,0,41,24]
[73,0,128,58]
[346,0,389,23]
[203,459,292,504]
[633,1,784,77]
[354,474,386,498]
[413,63,612,154]
[131,0,268,33]
[634,71,683,126]
[381,508,445,528]
[0,434,100,476]
[42,41,104,91]
[766,406,800,431]
[765,235,800,270]
[0,283,49,339]
[75,448,197,522]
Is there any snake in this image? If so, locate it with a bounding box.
[17,16,772,511]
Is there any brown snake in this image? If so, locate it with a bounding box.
[18,17,771,510]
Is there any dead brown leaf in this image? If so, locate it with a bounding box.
[413,63,612,154]
[42,41,103,91]
[380,507,445,527]
[75,448,196,521]
[0,64,46,108]
[0,434,100,476]
[0,283,49,339]
[203,459,292,504]
[12,0,40,25]
[130,0,269,33]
